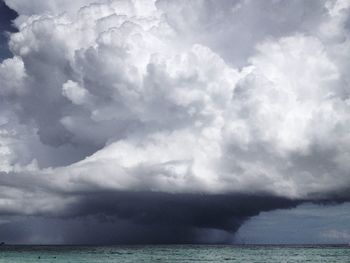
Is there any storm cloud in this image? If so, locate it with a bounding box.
[0,0,350,244]
[0,192,301,244]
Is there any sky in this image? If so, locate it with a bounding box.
[0,0,350,244]
[0,0,16,60]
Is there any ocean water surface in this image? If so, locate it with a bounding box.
[0,245,349,262]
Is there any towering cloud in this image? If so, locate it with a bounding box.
[0,0,350,243]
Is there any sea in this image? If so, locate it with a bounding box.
[0,245,349,262]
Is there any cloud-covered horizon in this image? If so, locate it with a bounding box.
[0,0,350,243]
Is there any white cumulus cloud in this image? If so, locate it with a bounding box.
[0,0,350,219]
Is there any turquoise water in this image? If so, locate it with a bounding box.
[0,245,349,262]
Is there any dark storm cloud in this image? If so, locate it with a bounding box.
[69,192,300,230]
[0,0,350,244]
[0,192,300,244]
